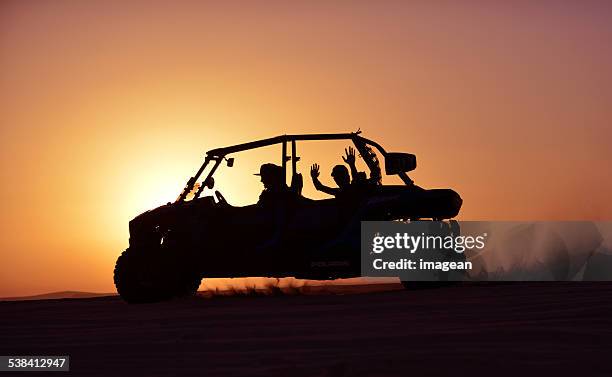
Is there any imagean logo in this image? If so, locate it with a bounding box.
[310,260,351,267]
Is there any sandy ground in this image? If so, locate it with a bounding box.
[1,283,612,377]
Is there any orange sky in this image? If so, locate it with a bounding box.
[1,1,612,296]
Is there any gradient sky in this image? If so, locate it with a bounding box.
[1,1,612,296]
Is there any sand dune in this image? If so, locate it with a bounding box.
[0,291,116,301]
[1,283,611,376]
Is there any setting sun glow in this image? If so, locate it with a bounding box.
[1,1,611,297]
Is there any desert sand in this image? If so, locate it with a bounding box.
[1,283,611,376]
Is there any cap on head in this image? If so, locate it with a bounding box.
[255,163,283,178]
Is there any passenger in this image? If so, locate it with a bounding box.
[344,145,381,187]
[310,146,366,197]
[342,146,360,183]
[353,171,368,186]
[310,163,350,197]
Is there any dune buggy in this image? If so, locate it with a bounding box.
[114,132,462,302]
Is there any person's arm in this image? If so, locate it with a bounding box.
[343,146,360,183]
[310,164,339,196]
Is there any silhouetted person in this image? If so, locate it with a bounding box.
[310,163,351,196]
[256,163,291,206]
[352,171,368,186]
[255,163,299,251]
[342,146,360,183]
[310,146,366,197]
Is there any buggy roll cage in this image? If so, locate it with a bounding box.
[176,131,414,203]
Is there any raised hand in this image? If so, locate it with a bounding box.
[342,146,356,165]
[310,163,320,179]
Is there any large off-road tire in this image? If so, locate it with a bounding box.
[114,248,201,303]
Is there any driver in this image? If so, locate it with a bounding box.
[255,163,293,206]
[254,163,298,252]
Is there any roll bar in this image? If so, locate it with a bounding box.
[176,132,408,203]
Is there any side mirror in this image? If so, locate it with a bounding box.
[385,153,417,175]
[226,157,234,167]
